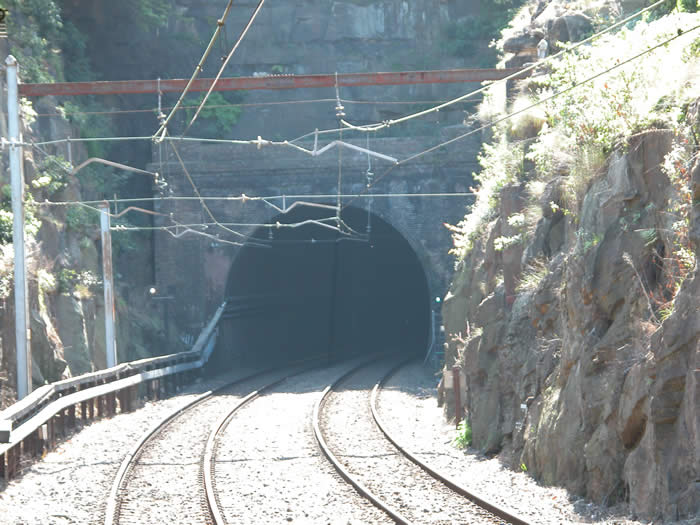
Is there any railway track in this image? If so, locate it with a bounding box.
[104,355,531,524]
[204,356,391,524]
[103,367,294,525]
[315,356,532,525]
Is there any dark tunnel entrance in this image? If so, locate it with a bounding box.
[214,204,430,366]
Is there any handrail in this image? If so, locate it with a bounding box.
[0,302,226,443]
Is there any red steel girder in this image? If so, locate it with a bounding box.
[18,68,528,97]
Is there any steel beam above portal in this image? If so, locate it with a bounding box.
[18,68,529,97]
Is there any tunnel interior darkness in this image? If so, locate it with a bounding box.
[214,204,430,367]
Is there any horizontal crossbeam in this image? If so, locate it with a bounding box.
[18,68,528,97]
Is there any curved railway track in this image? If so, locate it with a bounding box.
[103,367,296,525]
[104,355,532,525]
[314,356,532,525]
[371,359,532,525]
[202,366,314,524]
[204,356,390,524]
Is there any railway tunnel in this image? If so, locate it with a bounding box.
[213,204,430,367]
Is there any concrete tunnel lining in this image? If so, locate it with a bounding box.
[213,204,431,366]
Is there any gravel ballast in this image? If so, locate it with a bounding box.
[0,369,256,525]
[321,358,505,525]
[377,360,695,525]
[114,368,287,525]
[214,359,392,524]
[2,358,691,525]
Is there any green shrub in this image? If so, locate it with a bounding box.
[0,187,40,244]
[0,210,13,245]
[65,206,99,233]
[31,155,71,196]
[183,92,244,136]
[453,419,472,449]
[678,0,698,13]
[58,268,99,296]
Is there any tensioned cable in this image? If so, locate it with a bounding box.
[179,0,267,139]
[29,141,74,176]
[153,0,239,141]
[35,98,462,119]
[336,0,668,134]
[30,135,316,157]
[76,200,272,248]
[342,21,700,210]
[166,139,354,241]
[35,192,476,207]
[112,216,340,231]
[168,139,260,240]
[29,138,330,245]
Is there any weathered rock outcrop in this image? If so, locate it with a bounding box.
[442,127,699,520]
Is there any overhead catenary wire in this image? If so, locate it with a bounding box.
[34,98,468,119]
[336,0,669,134]
[342,20,700,210]
[29,134,318,158]
[166,138,356,241]
[75,200,271,248]
[23,1,674,250]
[35,192,476,208]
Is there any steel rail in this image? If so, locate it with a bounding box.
[203,354,384,524]
[103,367,277,525]
[371,359,532,525]
[312,356,412,524]
[202,365,313,524]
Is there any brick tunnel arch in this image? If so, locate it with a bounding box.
[213,203,430,367]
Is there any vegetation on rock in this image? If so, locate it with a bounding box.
[443,3,700,519]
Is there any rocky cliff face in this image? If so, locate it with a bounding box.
[441,1,700,517]
[0,3,169,407]
[444,127,699,521]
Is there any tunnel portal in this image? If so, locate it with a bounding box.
[215,204,430,366]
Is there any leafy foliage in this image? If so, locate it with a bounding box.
[449,12,700,261]
[677,0,698,13]
[0,244,14,299]
[122,0,169,31]
[446,131,523,260]
[57,268,99,297]
[4,0,64,83]
[182,92,244,137]
[65,205,99,234]
[31,156,71,196]
[0,186,40,245]
[645,132,698,317]
[453,419,472,449]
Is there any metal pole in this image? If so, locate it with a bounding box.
[7,55,31,399]
[453,366,461,428]
[99,202,117,368]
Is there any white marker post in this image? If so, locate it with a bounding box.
[99,202,117,368]
[7,55,31,398]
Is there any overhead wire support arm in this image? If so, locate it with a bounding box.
[311,140,397,164]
